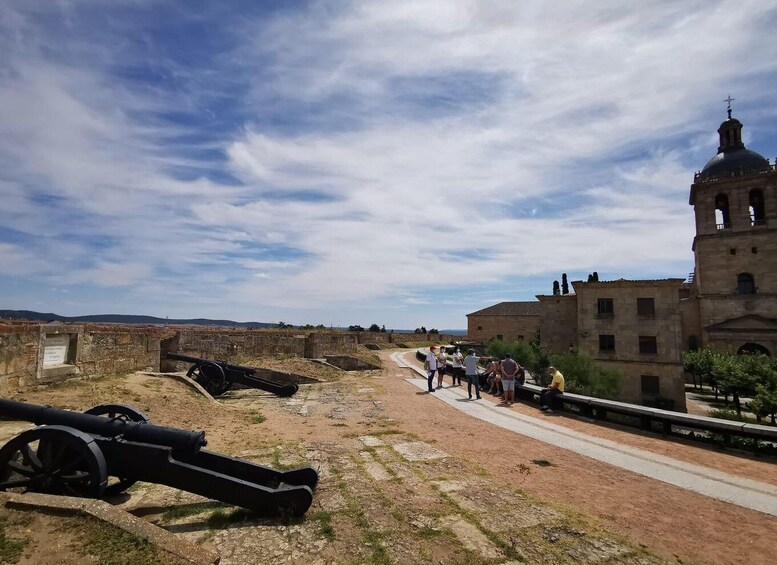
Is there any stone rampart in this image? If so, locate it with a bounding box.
[0,322,422,393]
[0,324,39,394]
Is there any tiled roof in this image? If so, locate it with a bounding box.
[467,301,542,317]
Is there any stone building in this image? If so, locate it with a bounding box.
[539,279,687,410]
[683,108,777,356]
[466,301,541,343]
[468,109,777,412]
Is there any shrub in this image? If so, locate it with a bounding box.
[553,352,622,399]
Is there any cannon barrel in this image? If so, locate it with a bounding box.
[165,352,257,375]
[0,399,206,452]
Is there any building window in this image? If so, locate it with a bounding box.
[715,193,731,229]
[599,334,615,351]
[637,297,655,316]
[477,325,483,331]
[639,336,658,354]
[730,248,736,255]
[737,273,755,294]
[517,335,524,341]
[641,375,660,395]
[749,189,766,226]
[496,334,503,341]
[688,336,699,351]
[752,247,758,254]
[597,298,614,316]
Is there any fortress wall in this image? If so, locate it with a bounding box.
[0,324,39,394]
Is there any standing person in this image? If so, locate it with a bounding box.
[436,347,447,389]
[463,349,490,400]
[450,348,464,386]
[425,346,439,393]
[500,354,518,405]
[540,366,565,413]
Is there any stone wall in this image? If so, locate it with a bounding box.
[0,322,436,393]
[0,323,164,393]
[537,295,578,353]
[467,314,540,343]
[0,324,39,394]
[176,329,308,362]
[595,359,686,411]
[306,333,359,358]
[355,332,463,346]
[77,325,161,377]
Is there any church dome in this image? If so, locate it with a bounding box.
[699,147,770,181]
[697,112,770,181]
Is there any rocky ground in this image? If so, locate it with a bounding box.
[0,348,775,564]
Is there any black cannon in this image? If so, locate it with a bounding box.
[165,352,299,397]
[0,400,318,517]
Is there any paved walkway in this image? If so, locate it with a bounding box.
[389,351,777,517]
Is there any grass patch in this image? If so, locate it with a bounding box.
[251,411,266,424]
[0,531,26,564]
[310,511,336,542]
[531,459,554,467]
[0,514,28,564]
[161,503,219,522]
[63,516,161,565]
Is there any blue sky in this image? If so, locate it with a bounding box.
[2,1,777,329]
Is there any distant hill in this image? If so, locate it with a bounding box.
[0,310,275,328]
[0,310,467,333]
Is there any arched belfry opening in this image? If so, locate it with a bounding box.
[715,193,731,229]
[749,189,766,225]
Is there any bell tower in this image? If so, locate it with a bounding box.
[686,102,777,354]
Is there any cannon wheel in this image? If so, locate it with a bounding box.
[187,362,232,396]
[83,404,149,495]
[0,425,107,499]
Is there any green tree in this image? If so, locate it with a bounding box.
[682,347,716,390]
[429,328,439,334]
[348,325,365,332]
[751,379,777,425]
[529,335,554,386]
[485,340,534,368]
[369,323,381,332]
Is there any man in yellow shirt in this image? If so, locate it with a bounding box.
[540,366,564,414]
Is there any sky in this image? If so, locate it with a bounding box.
[1,1,777,330]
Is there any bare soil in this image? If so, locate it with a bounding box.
[0,349,775,564]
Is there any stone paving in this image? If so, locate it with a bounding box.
[116,370,663,564]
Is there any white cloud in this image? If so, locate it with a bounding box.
[0,1,775,327]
